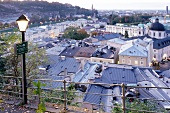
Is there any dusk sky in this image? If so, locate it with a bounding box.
[46,0,170,10]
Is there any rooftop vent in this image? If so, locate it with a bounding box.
[61,56,66,60]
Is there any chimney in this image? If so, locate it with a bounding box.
[102,63,108,70]
[71,44,75,49]
[64,68,67,76]
[61,56,66,60]
[80,59,86,71]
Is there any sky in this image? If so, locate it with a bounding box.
[45,0,170,10]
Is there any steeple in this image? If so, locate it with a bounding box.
[91,4,95,18]
[110,11,114,25]
[92,4,93,11]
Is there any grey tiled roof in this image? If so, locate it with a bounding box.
[33,76,64,89]
[122,35,170,50]
[83,84,107,105]
[95,67,137,84]
[152,37,170,49]
[94,33,121,41]
[48,57,81,75]
[122,35,147,41]
[92,46,114,58]
[134,68,151,82]
[83,84,122,112]
[166,30,170,33]
[59,47,80,57]
[44,76,64,89]
[160,70,170,78]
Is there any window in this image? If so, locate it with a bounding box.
[122,59,125,63]
[153,32,155,36]
[140,61,143,65]
[159,33,161,37]
[139,31,141,34]
[154,55,156,58]
[128,60,131,64]
[135,61,138,65]
[154,50,156,52]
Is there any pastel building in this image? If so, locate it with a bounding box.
[106,24,145,37]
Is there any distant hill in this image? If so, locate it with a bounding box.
[0,1,97,19]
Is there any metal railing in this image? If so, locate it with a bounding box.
[0,75,170,113]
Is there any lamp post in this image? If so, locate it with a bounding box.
[16,14,29,104]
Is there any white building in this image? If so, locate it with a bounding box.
[117,18,170,65]
[148,18,170,61]
[106,24,145,37]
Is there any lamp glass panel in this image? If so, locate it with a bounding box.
[17,20,28,32]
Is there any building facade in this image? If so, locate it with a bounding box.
[106,24,145,37]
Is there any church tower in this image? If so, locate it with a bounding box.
[92,4,94,17]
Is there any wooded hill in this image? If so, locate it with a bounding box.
[0,1,97,18]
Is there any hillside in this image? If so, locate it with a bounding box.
[0,1,96,19]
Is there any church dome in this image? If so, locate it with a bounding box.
[150,18,165,31]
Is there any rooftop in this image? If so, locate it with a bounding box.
[59,46,81,57]
[93,33,121,41]
[48,56,81,76]
[92,46,115,59]
[95,67,137,84]
[119,41,148,57]
[74,47,96,58]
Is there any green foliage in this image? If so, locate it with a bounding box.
[62,27,89,40]
[112,99,168,113]
[124,31,129,38]
[0,33,47,78]
[0,33,47,97]
[33,81,46,113]
[33,81,46,96]
[36,101,46,113]
[44,83,77,105]
[112,104,122,113]
[62,27,78,39]
[109,14,152,25]
[0,1,93,18]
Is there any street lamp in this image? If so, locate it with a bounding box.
[16,14,29,104]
